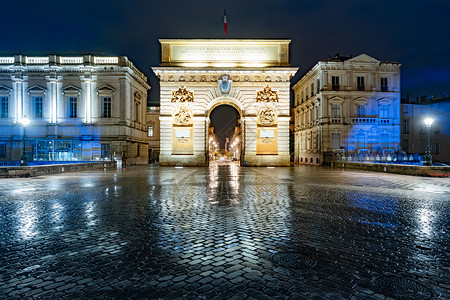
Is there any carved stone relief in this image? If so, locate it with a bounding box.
[261,137,274,144]
[257,107,278,126]
[172,105,193,125]
[171,87,194,102]
[256,86,279,102]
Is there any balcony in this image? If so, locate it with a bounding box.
[331,85,340,91]
[357,85,365,91]
[331,118,343,124]
[381,86,388,92]
[352,118,377,124]
[379,118,390,124]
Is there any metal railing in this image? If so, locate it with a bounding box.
[333,151,423,165]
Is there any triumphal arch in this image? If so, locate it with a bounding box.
[153,39,298,166]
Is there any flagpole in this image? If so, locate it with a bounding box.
[224,9,228,36]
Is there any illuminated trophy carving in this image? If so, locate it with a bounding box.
[218,74,232,96]
[171,87,194,102]
[256,85,279,102]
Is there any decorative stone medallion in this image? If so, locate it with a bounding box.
[258,107,278,126]
[218,74,232,96]
[173,105,193,125]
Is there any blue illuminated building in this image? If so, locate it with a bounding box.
[0,54,150,164]
[293,54,401,165]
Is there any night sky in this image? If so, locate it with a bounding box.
[2,0,449,103]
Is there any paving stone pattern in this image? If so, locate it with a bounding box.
[0,164,449,299]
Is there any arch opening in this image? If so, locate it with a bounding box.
[208,104,242,166]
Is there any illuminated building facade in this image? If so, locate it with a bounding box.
[153,39,298,166]
[293,54,401,165]
[0,54,150,164]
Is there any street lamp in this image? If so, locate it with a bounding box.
[20,117,30,166]
[423,118,434,166]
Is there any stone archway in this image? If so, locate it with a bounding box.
[207,99,243,166]
[153,39,298,167]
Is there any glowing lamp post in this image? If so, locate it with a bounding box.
[423,118,434,166]
[20,117,30,166]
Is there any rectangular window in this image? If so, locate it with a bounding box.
[305,87,309,99]
[402,119,409,133]
[135,102,139,122]
[316,79,320,93]
[137,144,140,157]
[379,105,389,118]
[34,97,43,118]
[68,97,77,118]
[381,77,388,91]
[148,126,153,137]
[331,104,341,118]
[435,143,440,154]
[101,143,110,158]
[403,139,409,152]
[101,97,112,118]
[0,144,6,157]
[0,97,8,118]
[357,76,365,91]
[332,76,340,91]
[356,104,365,117]
[310,83,314,97]
[301,91,304,103]
[332,133,340,149]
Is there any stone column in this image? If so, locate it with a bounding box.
[11,75,24,123]
[45,74,62,123]
[80,75,94,123]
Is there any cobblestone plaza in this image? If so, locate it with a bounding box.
[0,164,449,299]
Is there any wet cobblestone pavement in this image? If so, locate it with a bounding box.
[0,164,449,299]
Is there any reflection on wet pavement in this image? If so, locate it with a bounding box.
[0,165,449,299]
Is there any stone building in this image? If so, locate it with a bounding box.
[153,39,298,167]
[147,104,160,163]
[293,54,401,165]
[0,54,150,164]
[401,96,450,163]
